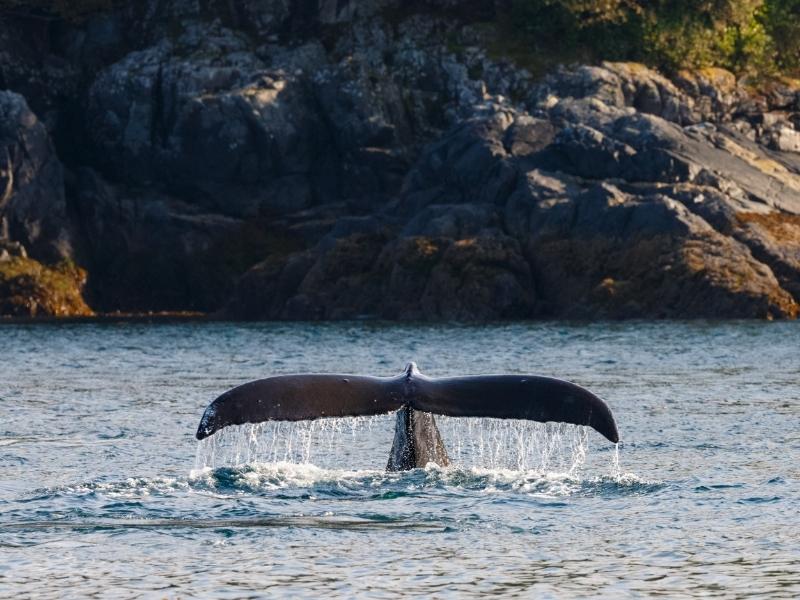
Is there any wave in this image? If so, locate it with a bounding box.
[22,476,190,502]
[20,461,661,506]
[187,461,663,498]
[3,462,664,540]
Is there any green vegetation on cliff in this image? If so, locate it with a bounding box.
[507,0,800,76]
[2,0,799,75]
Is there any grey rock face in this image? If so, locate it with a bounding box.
[81,10,489,220]
[229,56,800,320]
[85,31,325,217]
[0,91,72,262]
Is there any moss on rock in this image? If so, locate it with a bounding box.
[0,257,92,317]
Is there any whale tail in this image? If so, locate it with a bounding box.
[194,364,619,470]
[411,373,619,443]
[196,367,618,443]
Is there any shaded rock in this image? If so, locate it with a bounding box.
[0,91,72,262]
[535,62,693,124]
[503,116,557,157]
[373,233,535,320]
[672,67,744,121]
[400,110,517,212]
[71,168,299,311]
[0,16,82,129]
[82,11,488,219]
[293,232,392,319]
[402,203,498,238]
[85,31,329,216]
[227,230,536,320]
[733,212,800,300]
[317,216,391,250]
[226,250,317,320]
[413,233,535,320]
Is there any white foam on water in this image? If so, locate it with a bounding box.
[38,476,190,500]
[189,461,390,490]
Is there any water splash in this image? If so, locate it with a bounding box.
[194,416,390,471]
[611,442,621,478]
[436,417,591,474]
[194,415,613,477]
[603,442,646,485]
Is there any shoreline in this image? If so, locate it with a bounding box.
[0,311,213,324]
[1,313,796,325]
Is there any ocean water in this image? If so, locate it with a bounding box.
[1,321,798,598]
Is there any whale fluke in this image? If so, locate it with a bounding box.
[412,374,619,444]
[195,374,406,440]
[195,363,620,468]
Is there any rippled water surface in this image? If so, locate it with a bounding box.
[1,321,799,597]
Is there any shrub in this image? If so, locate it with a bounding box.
[507,0,798,76]
[762,0,800,72]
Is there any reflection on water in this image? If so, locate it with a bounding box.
[1,321,799,597]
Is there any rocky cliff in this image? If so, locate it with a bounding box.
[2,0,800,319]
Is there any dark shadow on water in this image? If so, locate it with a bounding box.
[1,515,443,533]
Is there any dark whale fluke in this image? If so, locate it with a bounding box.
[195,363,619,469]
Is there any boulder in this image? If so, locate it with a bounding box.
[771,126,800,153]
[511,179,798,319]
